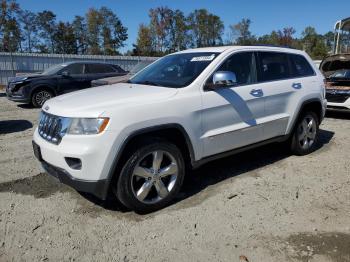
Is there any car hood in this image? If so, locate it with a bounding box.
[43,83,178,117]
[9,73,44,83]
[320,54,350,77]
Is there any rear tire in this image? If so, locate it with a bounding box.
[31,89,54,108]
[115,140,185,213]
[290,111,319,155]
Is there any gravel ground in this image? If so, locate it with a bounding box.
[0,91,349,262]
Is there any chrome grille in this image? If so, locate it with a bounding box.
[38,112,70,144]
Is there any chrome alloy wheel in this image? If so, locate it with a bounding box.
[297,115,317,150]
[131,150,178,204]
[35,91,52,106]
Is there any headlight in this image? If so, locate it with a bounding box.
[67,118,109,135]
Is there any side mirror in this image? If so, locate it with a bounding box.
[212,71,237,88]
[61,71,70,77]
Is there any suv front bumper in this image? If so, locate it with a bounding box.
[33,128,119,200]
[41,158,108,199]
[6,84,31,103]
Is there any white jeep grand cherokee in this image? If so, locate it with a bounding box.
[33,46,327,213]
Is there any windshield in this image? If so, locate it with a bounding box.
[129,52,219,88]
[330,70,350,79]
[41,64,66,75]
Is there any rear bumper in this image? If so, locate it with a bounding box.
[41,160,109,199]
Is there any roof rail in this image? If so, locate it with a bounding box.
[244,44,297,50]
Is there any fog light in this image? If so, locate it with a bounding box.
[65,157,82,170]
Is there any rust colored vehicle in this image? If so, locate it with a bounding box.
[320,54,350,110]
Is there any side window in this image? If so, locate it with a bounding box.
[86,64,114,74]
[112,64,125,73]
[217,52,257,85]
[64,64,84,74]
[258,52,290,82]
[289,54,315,77]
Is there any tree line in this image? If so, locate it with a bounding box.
[0,0,336,59]
[132,8,335,59]
[0,0,127,55]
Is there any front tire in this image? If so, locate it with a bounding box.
[31,89,54,108]
[290,111,319,155]
[115,140,185,213]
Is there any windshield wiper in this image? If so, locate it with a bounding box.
[136,80,159,86]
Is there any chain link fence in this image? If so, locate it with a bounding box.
[0,52,158,85]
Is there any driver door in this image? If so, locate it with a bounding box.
[58,63,86,94]
[200,51,266,157]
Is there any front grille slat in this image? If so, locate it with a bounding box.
[38,112,68,145]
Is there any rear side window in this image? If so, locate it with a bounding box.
[289,54,315,77]
[64,64,84,74]
[257,52,290,82]
[217,52,257,85]
[112,64,126,73]
[86,64,115,74]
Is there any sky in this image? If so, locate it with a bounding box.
[17,0,350,53]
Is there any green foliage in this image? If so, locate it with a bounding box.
[134,7,224,56]
[53,22,77,54]
[229,18,255,45]
[188,9,224,47]
[0,0,21,52]
[302,26,328,59]
[0,0,128,55]
[0,0,339,58]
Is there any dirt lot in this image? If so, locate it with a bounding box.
[0,91,349,262]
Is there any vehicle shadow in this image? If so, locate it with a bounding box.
[77,191,130,212]
[0,120,33,134]
[325,109,350,120]
[175,128,335,206]
[17,103,36,109]
[0,92,6,97]
[216,88,257,125]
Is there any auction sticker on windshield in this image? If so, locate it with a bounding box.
[190,54,215,62]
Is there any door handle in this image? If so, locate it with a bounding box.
[292,83,302,89]
[250,89,263,97]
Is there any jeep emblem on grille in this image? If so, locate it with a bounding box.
[44,105,49,111]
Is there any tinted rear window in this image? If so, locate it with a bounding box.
[86,64,116,74]
[289,54,315,77]
[258,52,290,82]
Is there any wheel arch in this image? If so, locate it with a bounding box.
[289,98,323,135]
[102,124,196,200]
[30,84,57,97]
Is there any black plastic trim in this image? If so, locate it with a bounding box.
[41,161,107,199]
[192,135,288,168]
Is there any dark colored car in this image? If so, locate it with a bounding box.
[91,60,153,87]
[6,62,128,107]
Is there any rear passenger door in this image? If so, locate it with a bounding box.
[257,52,317,139]
[256,51,300,139]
